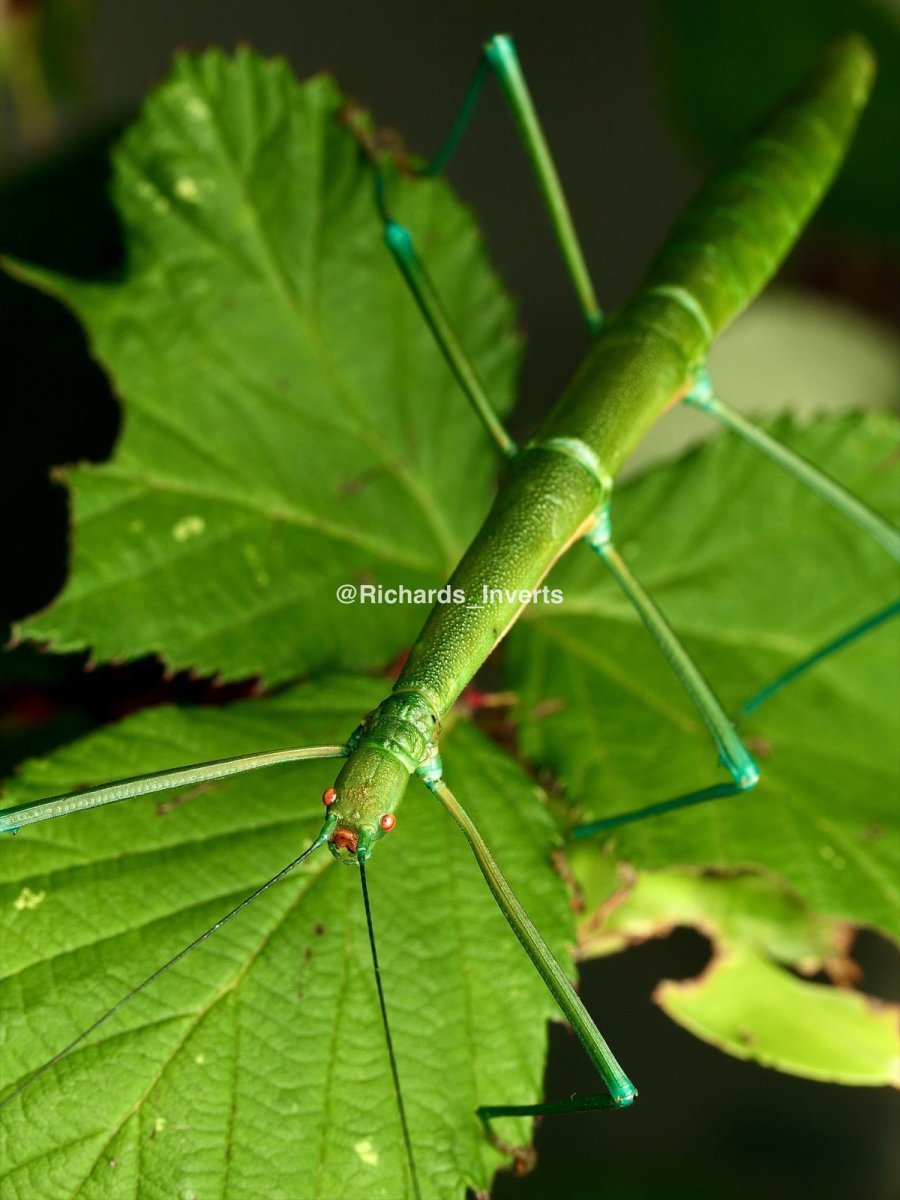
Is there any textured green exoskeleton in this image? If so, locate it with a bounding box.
[327,37,877,860]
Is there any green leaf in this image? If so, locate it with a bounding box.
[7,48,519,684]
[658,948,899,1086]
[507,413,900,938]
[0,678,573,1200]
[573,863,899,1085]
[4,42,898,1198]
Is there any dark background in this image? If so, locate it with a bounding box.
[1,3,898,1199]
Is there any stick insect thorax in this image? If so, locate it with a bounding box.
[320,36,875,866]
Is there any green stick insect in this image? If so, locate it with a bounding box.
[1,32,897,1200]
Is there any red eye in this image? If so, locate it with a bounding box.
[380,813,396,832]
[322,787,337,807]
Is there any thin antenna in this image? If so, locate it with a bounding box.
[359,862,422,1200]
[0,827,332,1110]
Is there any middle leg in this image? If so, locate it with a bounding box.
[572,504,759,838]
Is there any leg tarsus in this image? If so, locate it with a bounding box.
[475,1111,538,1176]
[739,599,900,719]
[572,775,758,840]
[479,1090,634,1120]
[475,1088,632,1166]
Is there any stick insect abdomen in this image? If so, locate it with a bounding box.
[542,35,874,470]
[643,36,872,332]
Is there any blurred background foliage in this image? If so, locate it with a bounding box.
[0,3,897,1198]
[0,0,95,157]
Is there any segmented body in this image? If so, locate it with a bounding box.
[326,37,874,858]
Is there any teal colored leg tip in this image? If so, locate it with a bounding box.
[384,220,413,256]
[484,33,515,62]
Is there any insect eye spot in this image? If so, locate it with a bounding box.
[322,787,338,807]
[380,813,396,832]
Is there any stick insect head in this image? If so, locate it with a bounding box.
[321,744,410,865]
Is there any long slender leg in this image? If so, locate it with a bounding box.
[422,34,602,333]
[368,33,604,460]
[739,598,900,719]
[572,507,759,839]
[0,744,348,833]
[421,769,636,1134]
[685,369,900,558]
[379,211,517,459]
[685,367,900,710]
